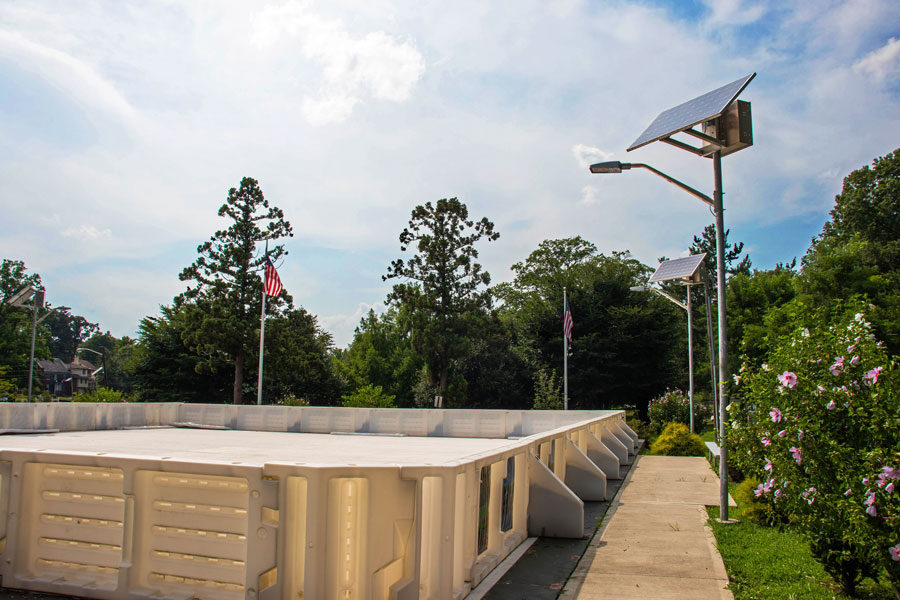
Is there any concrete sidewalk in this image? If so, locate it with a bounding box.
[559,455,736,600]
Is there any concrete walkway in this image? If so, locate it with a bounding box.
[559,455,736,600]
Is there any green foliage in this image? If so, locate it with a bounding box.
[532,367,562,410]
[44,309,99,362]
[498,241,684,416]
[341,384,396,408]
[800,148,900,355]
[734,477,777,526]
[281,395,309,407]
[728,304,899,594]
[260,308,341,405]
[384,198,498,400]
[726,265,797,365]
[130,306,232,403]
[0,259,49,388]
[708,484,897,600]
[650,422,704,456]
[178,177,293,404]
[647,389,691,429]
[73,387,130,403]
[334,308,423,407]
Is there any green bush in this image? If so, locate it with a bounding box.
[281,395,309,407]
[73,387,129,403]
[650,423,705,456]
[626,417,654,441]
[734,477,777,525]
[341,384,396,408]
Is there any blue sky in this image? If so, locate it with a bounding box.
[1,0,899,347]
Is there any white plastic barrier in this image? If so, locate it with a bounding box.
[0,405,631,600]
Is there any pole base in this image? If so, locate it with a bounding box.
[714,518,740,525]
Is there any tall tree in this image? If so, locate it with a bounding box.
[44,310,99,361]
[689,223,751,290]
[799,148,900,353]
[384,198,499,402]
[0,260,48,388]
[178,177,293,404]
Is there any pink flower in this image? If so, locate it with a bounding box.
[761,436,771,447]
[849,355,860,366]
[866,504,878,517]
[883,466,900,479]
[844,488,853,496]
[887,482,895,494]
[778,371,798,389]
[790,446,802,465]
[890,544,900,562]
[830,357,844,376]
[778,430,787,438]
[798,430,804,440]
[764,458,773,472]
[826,400,836,410]
[769,408,783,423]
[774,488,782,499]
[864,366,883,386]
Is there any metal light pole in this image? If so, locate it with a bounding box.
[630,280,699,433]
[27,291,43,402]
[592,160,733,522]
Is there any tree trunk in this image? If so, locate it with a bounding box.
[233,350,244,405]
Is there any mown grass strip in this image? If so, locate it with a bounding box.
[707,484,895,599]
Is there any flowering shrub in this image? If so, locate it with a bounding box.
[647,389,691,429]
[728,305,899,594]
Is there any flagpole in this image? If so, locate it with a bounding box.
[257,242,268,406]
[563,287,568,411]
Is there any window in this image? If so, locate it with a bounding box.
[500,456,515,532]
[477,465,491,554]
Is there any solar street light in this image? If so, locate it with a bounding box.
[591,74,756,523]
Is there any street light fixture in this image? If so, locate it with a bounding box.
[590,73,756,523]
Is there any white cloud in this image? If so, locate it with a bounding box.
[572,144,613,170]
[252,0,425,126]
[320,301,385,347]
[60,225,112,241]
[854,37,900,83]
[700,0,766,25]
[581,185,599,206]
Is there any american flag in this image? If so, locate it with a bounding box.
[563,299,574,342]
[264,256,283,297]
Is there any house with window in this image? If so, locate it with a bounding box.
[36,359,69,395]
[67,357,96,395]
[36,358,97,396]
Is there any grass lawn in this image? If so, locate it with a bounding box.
[708,484,896,599]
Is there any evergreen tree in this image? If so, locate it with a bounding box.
[384,198,498,402]
[178,177,293,404]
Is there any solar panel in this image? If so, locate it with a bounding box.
[648,253,707,283]
[627,74,755,152]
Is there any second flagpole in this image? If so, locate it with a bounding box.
[563,287,568,411]
[257,242,268,406]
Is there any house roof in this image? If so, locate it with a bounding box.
[68,357,95,370]
[36,358,68,373]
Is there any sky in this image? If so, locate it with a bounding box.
[1,0,899,348]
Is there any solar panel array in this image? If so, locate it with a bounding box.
[648,253,707,283]
[627,74,756,152]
